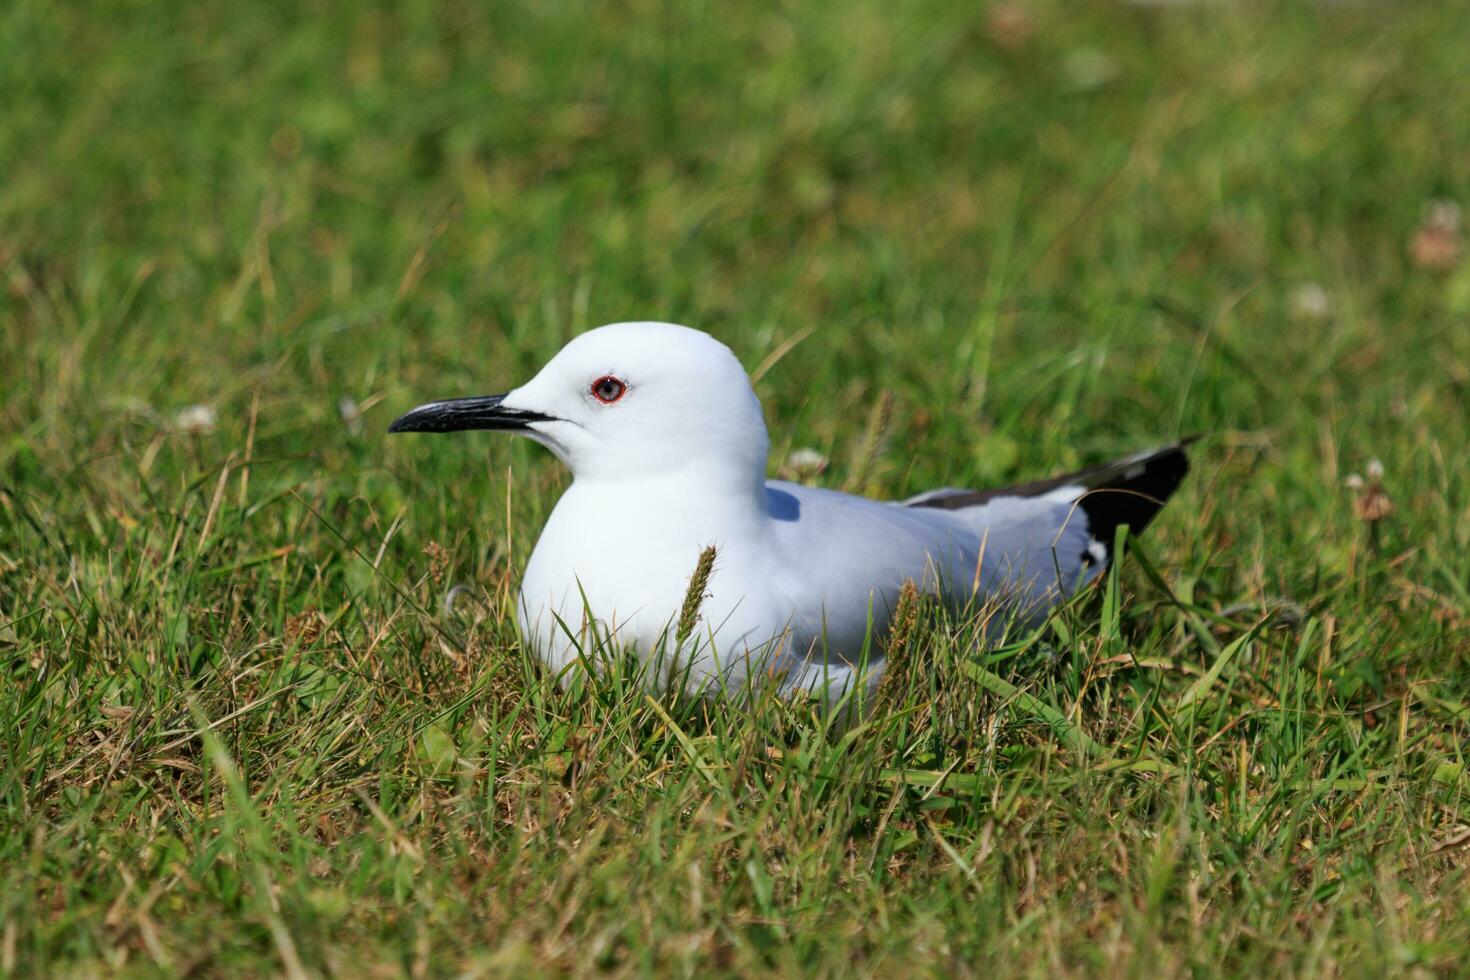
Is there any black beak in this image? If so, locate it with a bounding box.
[387,395,554,434]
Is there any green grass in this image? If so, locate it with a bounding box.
[3,0,1470,974]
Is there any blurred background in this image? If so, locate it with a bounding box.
[4,1,1470,971]
[4,0,1469,678]
[6,1,1470,585]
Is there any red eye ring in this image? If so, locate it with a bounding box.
[590,375,627,404]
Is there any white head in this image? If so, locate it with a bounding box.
[390,322,770,485]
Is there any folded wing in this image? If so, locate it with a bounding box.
[904,439,1194,582]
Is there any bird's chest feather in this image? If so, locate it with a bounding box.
[516,483,768,660]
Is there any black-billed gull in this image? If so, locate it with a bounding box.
[390,322,1192,707]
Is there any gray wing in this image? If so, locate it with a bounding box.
[904,440,1194,571]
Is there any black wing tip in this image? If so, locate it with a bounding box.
[1076,440,1196,563]
[908,437,1201,514]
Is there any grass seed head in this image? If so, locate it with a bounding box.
[676,545,718,645]
[423,540,450,586]
[876,579,921,707]
[846,388,895,495]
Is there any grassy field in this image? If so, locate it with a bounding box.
[4,0,1470,974]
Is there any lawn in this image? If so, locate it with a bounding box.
[3,0,1469,975]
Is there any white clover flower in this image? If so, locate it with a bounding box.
[339,396,363,436]
[1289,282,1331,322]
[174,404,217,434]
[1428,199,1462,232]
[781,448,830,484]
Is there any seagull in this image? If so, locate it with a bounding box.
[390,321,1192,708]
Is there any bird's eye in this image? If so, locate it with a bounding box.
[590,375,627,404]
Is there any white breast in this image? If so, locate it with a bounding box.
[516,477,793,696]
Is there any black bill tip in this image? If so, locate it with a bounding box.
[388,394,554,434]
